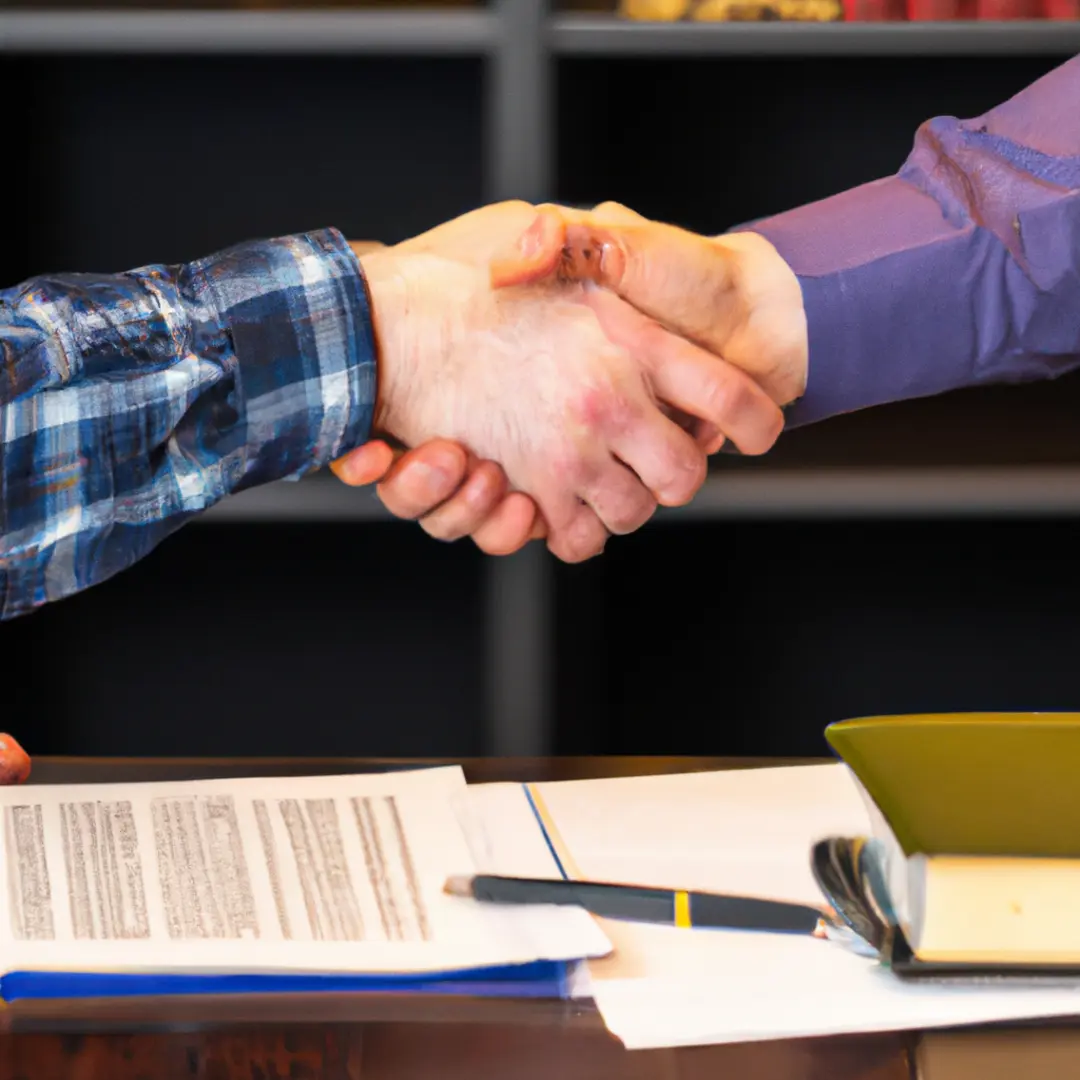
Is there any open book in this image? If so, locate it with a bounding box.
[0,765,610,1001]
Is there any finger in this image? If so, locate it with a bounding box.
[703,428,727,455]
[419,460,508,543]
[0,734,31,785]
[661,403,725,454]
[577,458,657,537]
[375,441,470,520]
[607,408,708,508]
[330,441,398,487]
[567,219,742,343]
[471,492,541,556]
[586,289,783,457]
[546,503,609,564]
[564,370,708,507]
[531,475,610,564]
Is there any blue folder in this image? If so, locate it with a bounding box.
[0,960,571,1002]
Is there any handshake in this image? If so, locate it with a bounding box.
[331,200,809,563]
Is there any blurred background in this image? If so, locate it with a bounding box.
[3,1,1080,761]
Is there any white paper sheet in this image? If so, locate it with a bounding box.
[529,764,1080,1049]
[0,767,610,976]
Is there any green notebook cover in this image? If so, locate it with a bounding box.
[824,712,1080,858]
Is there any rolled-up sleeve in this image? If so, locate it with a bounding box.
[0,228,376,619]
[746,55,1080,428]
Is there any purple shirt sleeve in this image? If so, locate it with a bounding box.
[746,55,1080,429]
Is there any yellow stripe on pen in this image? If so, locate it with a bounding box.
[674,890,691,928]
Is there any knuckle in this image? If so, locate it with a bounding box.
[547,445,591,491]
[567,381,642,440]
[592,200,638,222]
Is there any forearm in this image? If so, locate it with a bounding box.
[745,55,1080,427]
[0,228,376,619]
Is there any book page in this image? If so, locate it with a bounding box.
[0,767,610,976]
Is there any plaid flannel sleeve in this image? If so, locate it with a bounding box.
[0,227,377,620]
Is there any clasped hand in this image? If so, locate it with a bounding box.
[332,200,808,562]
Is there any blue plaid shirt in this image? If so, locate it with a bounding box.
[0,228,376,619]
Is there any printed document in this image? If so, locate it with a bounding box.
[0,766,609,976]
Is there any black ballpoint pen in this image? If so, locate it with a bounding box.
[443,873,831,936]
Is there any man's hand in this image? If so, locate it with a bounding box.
[335,201,806,558]
[336,201,784,563]
[333,438,542,555]
[530,201,808,409]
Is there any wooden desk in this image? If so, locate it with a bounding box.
[0,756,1056,1079]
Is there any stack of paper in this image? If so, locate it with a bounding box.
[0,765,610,1000]
[521,764,1080,1049]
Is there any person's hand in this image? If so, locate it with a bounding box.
[334,201,805,557]
[0,734,31,785]
[332,438,543,556]
[336,201,785,563]
[524,201,809,409]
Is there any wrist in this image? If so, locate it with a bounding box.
[352,245,409,438]
[714,231,809,406]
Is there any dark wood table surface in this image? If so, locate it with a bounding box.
[0,756,1073,1080]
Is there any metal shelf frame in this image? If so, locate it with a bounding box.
[7,9,1080,56]
[201,466,1080,524]
[6,2,1079,755]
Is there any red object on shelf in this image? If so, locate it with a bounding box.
[1043,0,1080,16]
[976,0,1041,15]
[906,0,955,16]
[843,0,908,17]
[906,0,972,18]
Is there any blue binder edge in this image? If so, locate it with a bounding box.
[0,960,570,1002]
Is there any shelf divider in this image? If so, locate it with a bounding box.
[1,10,498,55]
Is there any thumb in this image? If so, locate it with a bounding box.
[488,206,567,289]
[557,218,744,352]
[0,734,31,785]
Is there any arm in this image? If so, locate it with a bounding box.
[748,55,1080,427]
[0,228,376,619]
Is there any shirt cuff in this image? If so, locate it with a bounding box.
[744,176,989,429]
[180,226,378,488]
